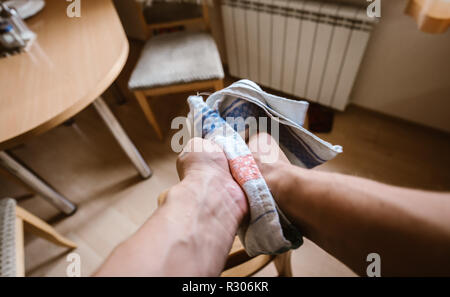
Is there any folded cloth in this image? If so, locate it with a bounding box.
[186,79,342,257]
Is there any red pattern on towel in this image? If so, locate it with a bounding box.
[228,154,262,186]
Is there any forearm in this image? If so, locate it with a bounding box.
[268,163,450,276]
[95,174,243,276]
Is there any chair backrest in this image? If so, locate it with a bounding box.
[135,0,211,39]
[0,198,17,277]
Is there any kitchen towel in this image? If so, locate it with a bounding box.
[186,79,342,257]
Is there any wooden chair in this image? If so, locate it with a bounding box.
[128,0,225,140]
[0,198,76,277]
[157,191,293,277]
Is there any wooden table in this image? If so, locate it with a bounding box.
[0,0,151,215]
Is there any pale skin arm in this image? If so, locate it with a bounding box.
[96,133,450,276]
[95,138,248,276]
[248,133,450,276]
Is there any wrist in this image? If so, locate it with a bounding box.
[266,164,336,240]
[262,162,297,202]
[157,173,242,275]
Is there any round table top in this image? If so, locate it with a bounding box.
[0,0,129,150]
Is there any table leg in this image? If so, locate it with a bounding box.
[0,151,77,215]
[92,97,152,179]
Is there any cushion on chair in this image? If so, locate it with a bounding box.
[144,1,203,25]
[0,198,16,277]
[128,31,224,90]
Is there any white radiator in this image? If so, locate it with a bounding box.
[221,0,376,110]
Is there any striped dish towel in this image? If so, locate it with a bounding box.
[186,80,342,257]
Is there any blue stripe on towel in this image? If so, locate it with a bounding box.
[221,100,323,168]
[250,209,277,225]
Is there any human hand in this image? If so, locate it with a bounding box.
[97,138,250,277]
[175,137,249,225]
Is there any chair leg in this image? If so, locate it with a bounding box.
[16,206,77,249]
[0,151,77,215]
[134,91,164,140]
[15,217,25,277]
[213,80,224,92]
[274,251,293,277]
[92,97,152,179]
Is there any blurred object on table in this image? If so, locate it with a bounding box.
[4,0,45,19]
[0,1,37,57]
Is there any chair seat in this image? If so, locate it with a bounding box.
[128,31,224,90]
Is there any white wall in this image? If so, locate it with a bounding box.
[349,0,450,133]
